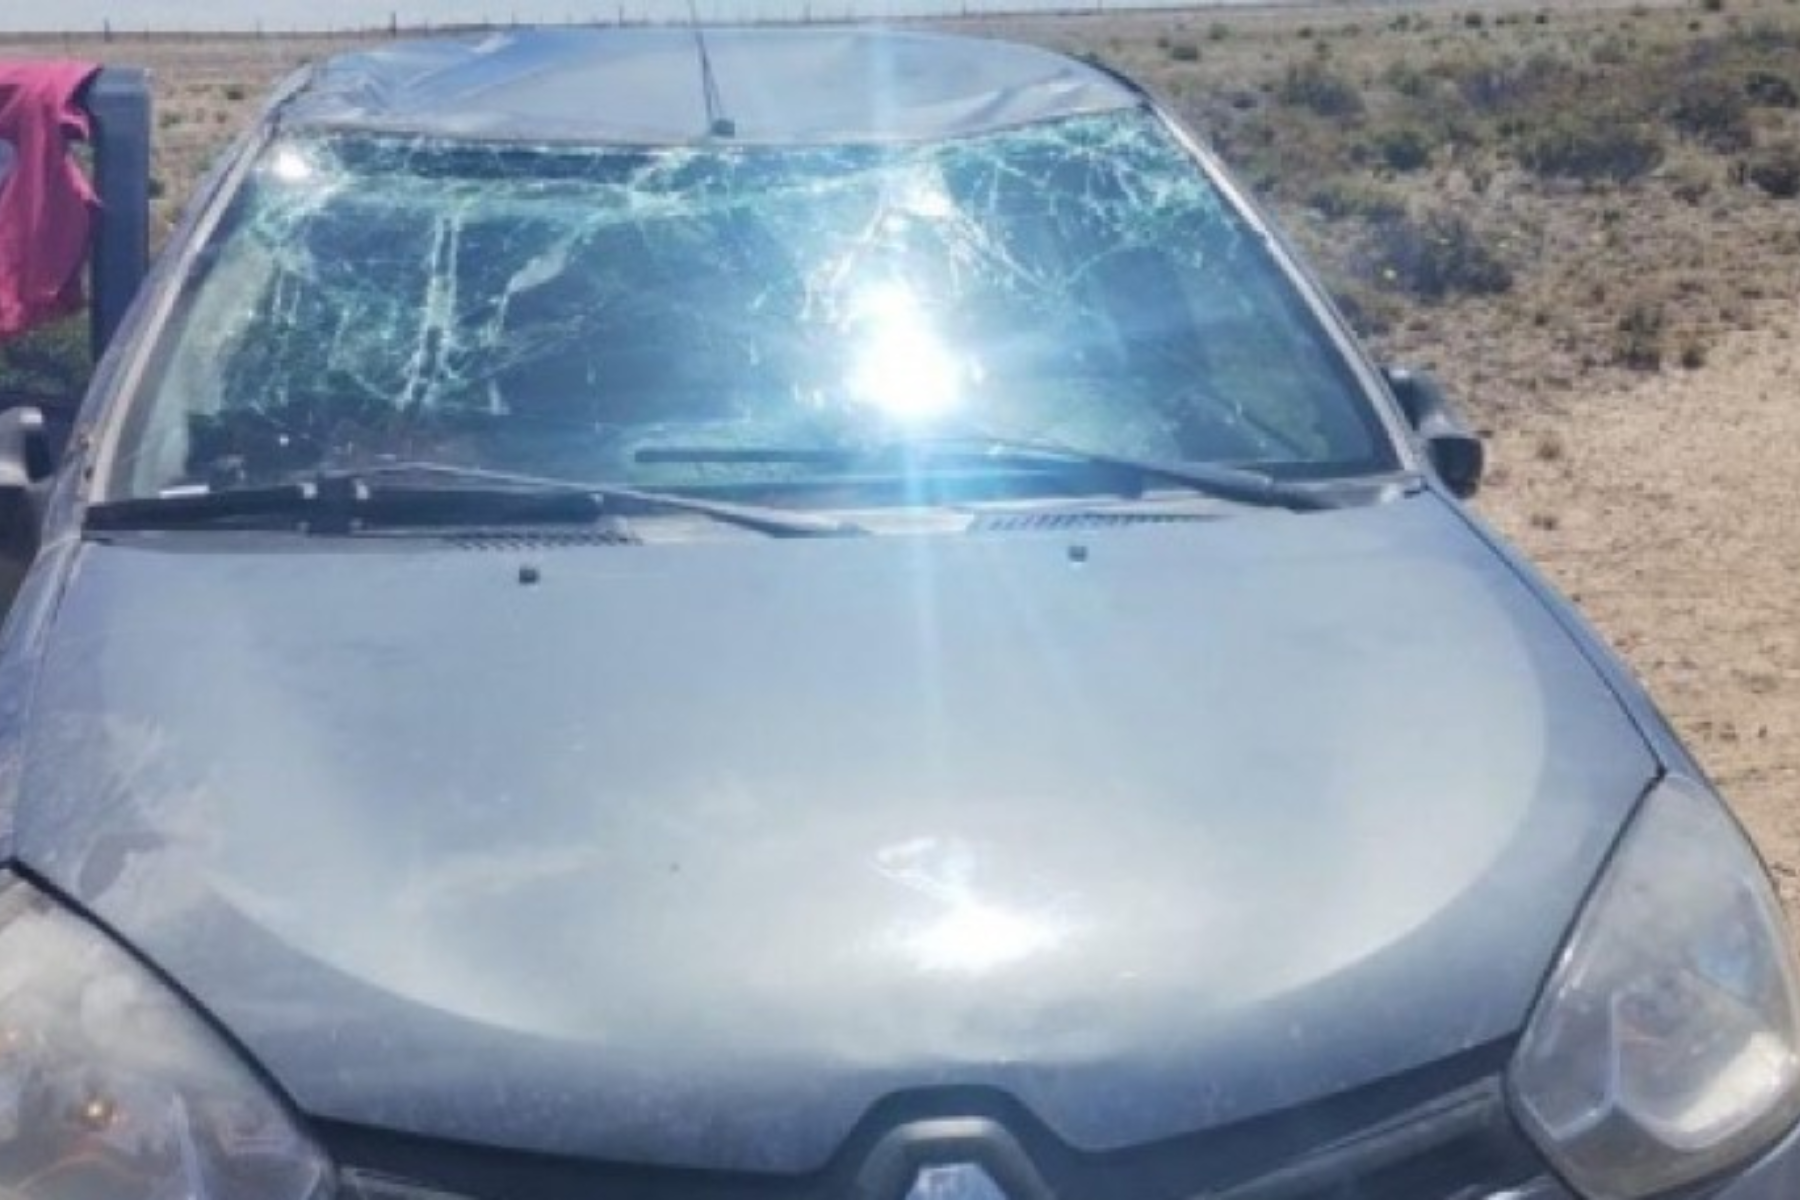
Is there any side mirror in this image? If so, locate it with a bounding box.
[0,406,54,567]
[1383,366,1484,499]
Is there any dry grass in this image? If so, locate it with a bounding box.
[966,0,1800,405]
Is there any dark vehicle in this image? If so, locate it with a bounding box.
[0,26,1796,1200]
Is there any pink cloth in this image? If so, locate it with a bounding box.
[0,61,101,340]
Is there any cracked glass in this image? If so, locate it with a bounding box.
[116,111,1394,502]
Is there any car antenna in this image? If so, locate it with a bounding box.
[686,0,736,139]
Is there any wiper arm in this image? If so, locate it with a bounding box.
[637,436,1334,512]
[895,434,1335,511]
[86,463,867,538]
[364,462,868,537]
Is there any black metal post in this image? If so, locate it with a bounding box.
[85,66,151,360]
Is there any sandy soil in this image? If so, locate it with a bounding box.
[1478,318,1800,905]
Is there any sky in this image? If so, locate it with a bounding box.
[2,0,1262,35]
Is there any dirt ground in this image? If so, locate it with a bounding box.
[1479,320,1800,905]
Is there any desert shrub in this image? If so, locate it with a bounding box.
[1361,210,1514,301]
[1208,22,1231,42]
[1451,51,1572,113]
[1384,60,1433,98]
[1591,36,1632,66]
[0,317,91,398]
[1368,124,1434,171]
[1614,299,1666,369]
[1744,140,1800,196]
[1305,175,1406,221]
[1167,40,1200,63]
[1325,279,1403,337]
[1669,75,1754,149]
[1278,59,1366,118]
[1745,70,1800,108]
[1700,0,1725,11]
[1735,20,1800,52]
[1668,159,1718,203]
[1519,111,1665,182]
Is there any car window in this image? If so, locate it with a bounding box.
[114,109,1397,501]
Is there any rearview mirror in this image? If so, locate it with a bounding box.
[1383,367,1484,499]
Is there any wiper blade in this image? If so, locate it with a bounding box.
[86,463,866,539]
[367,462,868,537]
[919,436,1335,511]
[85,478,602,533]
[638,436,1334,512]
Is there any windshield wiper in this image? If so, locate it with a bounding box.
[636,435,1335,512]
[86,463,866,538]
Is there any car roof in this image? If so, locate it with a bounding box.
[276,26,1144,146]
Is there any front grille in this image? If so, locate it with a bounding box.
[1197,1080,1561,1199]
[324,1044,1558,1200]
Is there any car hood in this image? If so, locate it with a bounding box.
[13,494,1652,1171]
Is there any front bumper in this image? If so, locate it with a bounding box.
[1507,1116,1800,1198]
[1689,1116,1800,1199]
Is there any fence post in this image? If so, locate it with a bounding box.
[85,67,151,360]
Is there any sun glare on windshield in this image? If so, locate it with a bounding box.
[846,281,965,423]
[268,146,315,184]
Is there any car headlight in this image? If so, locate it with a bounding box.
[1512,776,1800,1199]
[0,872,332,1200]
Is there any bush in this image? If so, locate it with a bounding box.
[1519,112,1665,183]
[1614,300,1666,369]
[1305,175,1406,221]
[1744,141,1800,197]
[1745,70,1800,108]
[1361,210,1514,301]
[0,317,91,399]
[1325,280,1403,337]
[1669,75,1754,150]
[1368,125,1434,171]
[1384,60,1433,98]
[1166,40,1200,63]
[1277,60,1366,118]
[1668,160,1717,203]
[1452,51,1571,114]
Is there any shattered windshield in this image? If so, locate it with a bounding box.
[114,110,1396,502]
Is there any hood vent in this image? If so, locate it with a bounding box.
[967,511,1208,534]
[441,528,639,551]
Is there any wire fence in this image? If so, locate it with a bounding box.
[6,0,1338,40]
